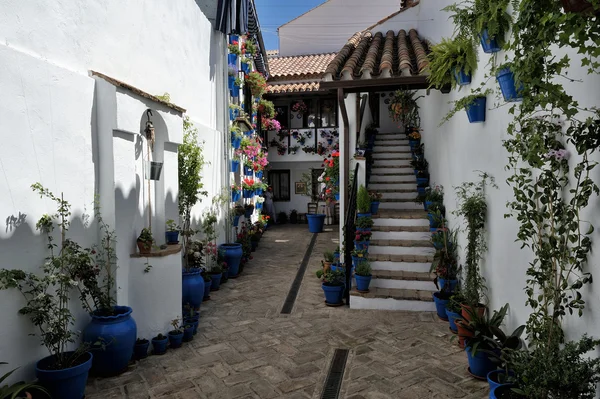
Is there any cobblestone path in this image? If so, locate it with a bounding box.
[88,225,487,399]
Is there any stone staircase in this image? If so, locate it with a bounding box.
[350,132,436,311]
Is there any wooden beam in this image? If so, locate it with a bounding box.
[320,76,430,93]
[338,87,350,216]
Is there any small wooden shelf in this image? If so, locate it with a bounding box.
[130,244,182,258]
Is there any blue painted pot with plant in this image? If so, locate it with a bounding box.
[134,338,150,360]
[356,185,372,219]
[317,269,345,306]
[354,261,372,293]
[152,334,168,355]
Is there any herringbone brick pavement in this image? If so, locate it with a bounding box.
[87,225,488,399]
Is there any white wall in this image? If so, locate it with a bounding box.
[268,161,325,216]
[279,0,403,56]
[0,0,227,381]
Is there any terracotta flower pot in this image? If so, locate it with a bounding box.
[460,303,486,322]
[455,319,472,349]
[322,261,332,272]
[137,240,152,255]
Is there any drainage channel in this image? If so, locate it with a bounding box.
[280,233,318,314]
[321,349,350,399]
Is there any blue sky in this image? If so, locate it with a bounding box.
[255,0,326,51]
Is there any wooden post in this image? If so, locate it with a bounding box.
[338,88,350,214]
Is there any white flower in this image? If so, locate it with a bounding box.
[194,252,201,258]
[256,197,265,203]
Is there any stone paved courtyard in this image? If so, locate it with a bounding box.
[87,225,488,399]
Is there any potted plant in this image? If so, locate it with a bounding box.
[322,251,334,271]
[229,103,241,120]
[183,304,200,335]
[231,152,241,173]
[245,71,267,97]
[182,240,205,310]
[291,100,308,115]
[209,261,223,291]
[368,190,382,215]
[407,130,421,149]
[354,261,373,293]
[231,183,241,202]
[151,333,168,355]
[454,174,496,320]
[388,90,421,127]
[137,227,153,254]
[242,178,255,198]
[231,125,243,149]
[134,338,150,360]
[257,99,275,118]
[165,219,180,244]
[351,248,368,269]
[316,269,345,306]
[496,63,523,102]
[227,65,237,90]
[410,158,429,176]
[355,215,374,232]
[446,292,464,335]
[0,363,49,398]
[228,40,241,64]
[0,186,94,399]
[354,230,372,251]
[168,319,184,349]
[202,272,212,300]
[427,36,478,88]
[356,185,371,217]
[299,170,327,233]
[431,227,458,292]
[289,145,300,155]
[241,57,252,74]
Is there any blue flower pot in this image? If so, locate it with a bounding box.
[307,214,326,233]
[480,29,501,53]
[220,243,243,277]
[256,171,263,179]
[82,306,136,376]
[243,165,254,176]
[183,325,194,342]
[182,269,205,309]
[354,240,370,251]
[231,85,240,98]
[229,108,235,120]
[357,213,371,218]
[427,213,440,228]
[355,274,372,292]
[203,279,212,299]
[370,201,380,214]
[231,160,240,173]
[496,68,523,102]
[335,193,340,201]
[232,136,242,149]
[466,97,487,123]
[36,351,92,399]
[355,227,371,233]
[229,34,239,44]
[255,188,264,196]
[417,177,429,186]
[453,68,472,85]
[244,130,253,137]
[228,75,235,90]
[228,53,238,65]
[438,278,458,293]
[466,346,496,378]
[243,189,254,199]
[488,370,514,396]
[232,191,241,202]
[446,309,461,333]
[245,208,253,218]
[134,340,150,360]
[241,62,250,74]
[417,186,426,196]
[352,255,367,268]
[432,292,450,320]
[168,332,184,349]
[184,318,199,335]
[322,283,344,305]
[210,273,223,291]
[165,231,179,244]
[151,336,168,355]
[424,201,433,211]
[409,139,420,149]
[256,203,263,210]
[333,251,340,260]
[490,385,516,399]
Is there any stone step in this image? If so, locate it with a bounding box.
[375,132,405,136]
[370,170,414,176]
[371,231,430,240]
[372,146,411,153]
[369,245,435,257]
[373,159,411,167]
[379,202,423,211]
[371,270,436,291]
[371,164,412,169]
[372,153,412,160]
[370,175,416,183]
[368,183,416,191]
[349,288,436,311]
[372,210,428,219]
[380,192,418,200]
[369,253,434,263]
[370,239,432,247]
[372,225,430,232]
[370,188,418,193]
[370,261,432,272]
[380,198,418,203]
[375,136,408,141]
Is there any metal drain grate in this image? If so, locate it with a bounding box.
[280,233,318,314]
[321,349,349,399]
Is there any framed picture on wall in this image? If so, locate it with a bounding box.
[295,182,307,195]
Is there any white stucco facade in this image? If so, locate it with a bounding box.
[0,0,229,380]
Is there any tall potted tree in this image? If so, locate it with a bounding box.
[300,171,327,233]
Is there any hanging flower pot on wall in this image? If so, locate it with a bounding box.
[453,68,472,86]
[144,161,163,180]
[496,68,523,102]
[479,29,501,53]
[465,97,487,123]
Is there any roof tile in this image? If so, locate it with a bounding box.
[269,53,337,78]
[266,81,322,94]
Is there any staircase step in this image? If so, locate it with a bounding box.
[371,270,436,291]
[375,132,405,136]
[369,245,435,256]
[372,225,430,232]
[370,239,432,247]
[349,288,436,311]
[380,192,418,200]
[379,202,423,210]
[372,153,412,160]
[370,175,416,183]
[372,146,411,153]
[368,183,416,191]
[373,159,411,167]
[369,253,434,263]
[370,170,414,176]
[380,198,418,203]
[372,210,428,219]
[372,164,412,169]
[371,231,430,240]
[370,261,431,272]
[371,188,418,194]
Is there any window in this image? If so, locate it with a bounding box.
[269,170,290,201]
[319,99,337,128]
[274,105,289,131]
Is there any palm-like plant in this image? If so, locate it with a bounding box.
[427,36,478,88]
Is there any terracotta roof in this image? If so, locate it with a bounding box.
[269,53,337,78]
[266,81,322,94]
[324,28,430,80]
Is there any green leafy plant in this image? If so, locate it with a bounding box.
[245,38,258,56]
[354,261,372,277]
[431,228,459,283]
[355,216,374,229]
[138,227,153,244]
[454,173,496,307]
[388,90,422,127]
[245,72,267,97]
[444,0,512,46]
[228,43,241,55]
[1,362,49,399]
[257,99,275,119]
[441,89,491,125]
[323,251,334,263]
[169,318,183,335]
[357,185,371,213]
[427,36,478,89]
[166,219,179,232]
[316,269,345,286]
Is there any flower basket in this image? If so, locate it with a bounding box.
[231,159,240,173]
[228,75,235,90]
[496,68,523,102]
[144,161,163,180]
[243,165,253,176]
[453,68,472,86]
[231,191,241,202]
[479,29,501,53]
[243,189,254,199]
[465,97,487,123]
[228,53,238,65]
